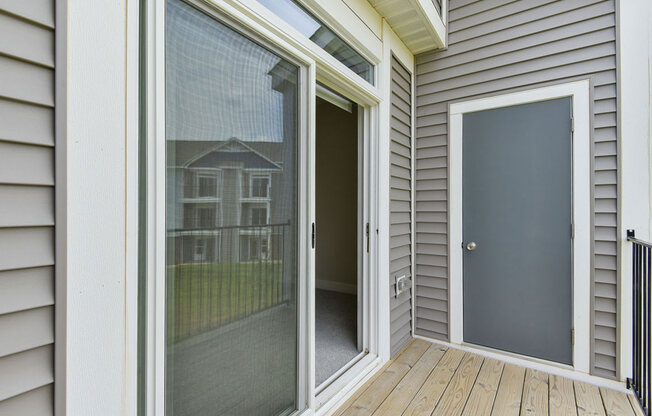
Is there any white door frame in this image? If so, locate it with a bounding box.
[311,85,375,407]
[448,80,592,374]
[143,0,385,414]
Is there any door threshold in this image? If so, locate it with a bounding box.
[314,354,382,415]
[460,341,575,372]
[316,350,366,395]
[414,335,627,392]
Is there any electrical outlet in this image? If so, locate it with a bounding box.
[395,275,410,297]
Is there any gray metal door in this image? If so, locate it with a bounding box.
[462,98,573,365]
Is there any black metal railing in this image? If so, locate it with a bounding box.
[167,222,289,342]
[627,229,652,415]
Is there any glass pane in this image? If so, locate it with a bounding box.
[257,0,375,85]
[252,176,270,197]
[197,175,217,197]
[165,1,300,415]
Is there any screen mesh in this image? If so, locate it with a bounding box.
[165,1,299,414]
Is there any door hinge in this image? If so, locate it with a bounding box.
[571,116,575,133]
[366,222,370,253]
[571,223,575,239]
[571,328,575,345]
[312,222,315,249]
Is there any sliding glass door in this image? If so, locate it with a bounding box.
[165,1,300,414]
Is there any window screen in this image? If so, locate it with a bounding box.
[165,1,300,414]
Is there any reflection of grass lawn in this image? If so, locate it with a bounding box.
[167,261,283,342]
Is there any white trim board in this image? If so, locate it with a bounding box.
[312,81,377,411]
[617,0,652,382]
[448,80,592,374]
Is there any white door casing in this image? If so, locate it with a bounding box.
[448,80,592,374]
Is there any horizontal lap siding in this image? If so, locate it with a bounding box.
[415,0,618,378]
[390,56,414,356]
[0,1,56,414]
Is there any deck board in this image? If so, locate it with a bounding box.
[334,339,637,416]
[549,374,578,416]
[491,363,526,416]
[403,347,465,416]
[520,369,549,416]
[373,344,447,415]
[601,387,635,416]
[627,394,646,416]
[461,358,504,416]
[338,339,430,416]
[575,381,607,416]
[431,353,484,416]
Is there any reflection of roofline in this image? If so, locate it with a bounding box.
[166,166,279,174]
[268,59,298,92]
[182,137,282,170]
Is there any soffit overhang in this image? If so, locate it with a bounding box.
[368,0,446,54]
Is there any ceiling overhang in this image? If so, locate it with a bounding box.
[368,0,446,54]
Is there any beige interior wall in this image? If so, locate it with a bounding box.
[315,97,358,290]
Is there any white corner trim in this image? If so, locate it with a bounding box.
[65,0,131,413]
[448,80,592,374]
[384,23,413,74]
[374,20,392,363]
[617,0,652,383]
[125,0,141,413]
[339,0,383,38]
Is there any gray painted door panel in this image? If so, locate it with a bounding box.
[462,98,572,365]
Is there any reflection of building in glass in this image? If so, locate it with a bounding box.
[167,138,287,264]
[165,0,299,268]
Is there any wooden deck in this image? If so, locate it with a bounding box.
[334,339,643,416]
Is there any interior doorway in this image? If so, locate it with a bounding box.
[315,85,364,389]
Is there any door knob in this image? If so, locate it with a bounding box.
[466,241,477,251]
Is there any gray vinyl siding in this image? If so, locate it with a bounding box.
[0,1,56,413]
[415,0,618,378]
[390,55,414,357]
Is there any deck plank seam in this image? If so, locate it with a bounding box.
[486,360,507,416]
[334,357,396,416]
[458,356,487,416]
[368,341,431,414]
[431,352,475,415]
[519,369,548,416]
[598,387,608,415]
[515,367,529,416]
[403,349,468,416]
[372,345,448,416]
[573,380,579,415]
